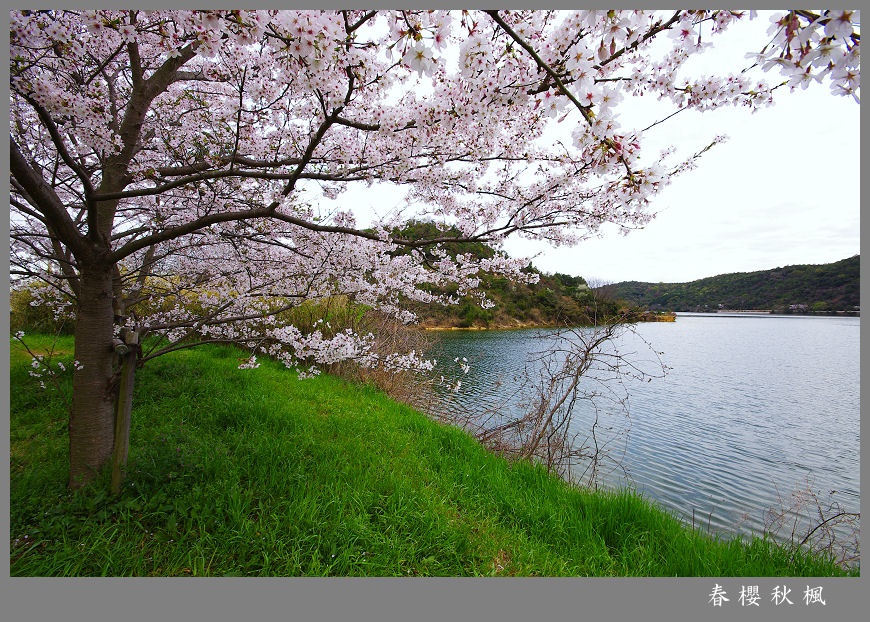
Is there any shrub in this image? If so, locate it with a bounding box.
[10,284,74,335]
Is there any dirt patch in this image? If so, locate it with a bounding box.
[491,548,513,576]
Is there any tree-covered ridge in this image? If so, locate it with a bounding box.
[414,267,607,328]
[392,221,624,327]
[609,255,859,312]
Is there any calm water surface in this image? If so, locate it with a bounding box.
[427,314,860,543]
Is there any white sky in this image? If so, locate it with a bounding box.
[336,12,860,284]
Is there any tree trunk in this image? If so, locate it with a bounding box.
[68,266,117,489]
[110,333,137,495]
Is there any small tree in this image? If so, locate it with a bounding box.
[9,10,859,489]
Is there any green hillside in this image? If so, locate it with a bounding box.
[392,221,624,328]
[609,256,859,313]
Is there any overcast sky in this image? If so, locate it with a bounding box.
[341,12,860,284]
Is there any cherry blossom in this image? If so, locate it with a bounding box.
[749,10,860,101]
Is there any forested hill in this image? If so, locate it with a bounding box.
[609,255,859,313]
[392,221,624,328]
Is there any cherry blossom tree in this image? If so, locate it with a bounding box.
[9,9,859,489]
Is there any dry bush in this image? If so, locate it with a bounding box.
[326,311,439,411]
[763,476,860,570]
[473,318,666,487]
[427,295,667,489]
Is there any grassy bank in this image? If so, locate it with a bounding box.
[9,334,855,576]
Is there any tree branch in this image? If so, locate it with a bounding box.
[485,10,635,177]
[344,10,378,34]
[10,136,94,262]
[16,92,96,200]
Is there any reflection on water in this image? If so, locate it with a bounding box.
[426,314,860,551]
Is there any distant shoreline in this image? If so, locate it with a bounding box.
[421,312,676,331]
[686,309,860,317]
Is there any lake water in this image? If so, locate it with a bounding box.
[426,313,860,549]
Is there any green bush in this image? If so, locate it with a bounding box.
[10,285,74,335]
[458,302,492,328]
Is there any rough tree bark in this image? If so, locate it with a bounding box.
[110,330,138,495]
[68,266,117,488]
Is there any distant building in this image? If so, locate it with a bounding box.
[789,304,808,311]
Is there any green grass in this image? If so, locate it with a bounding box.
[9,334,857,577]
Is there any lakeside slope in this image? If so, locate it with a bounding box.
[10,335,852,576]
